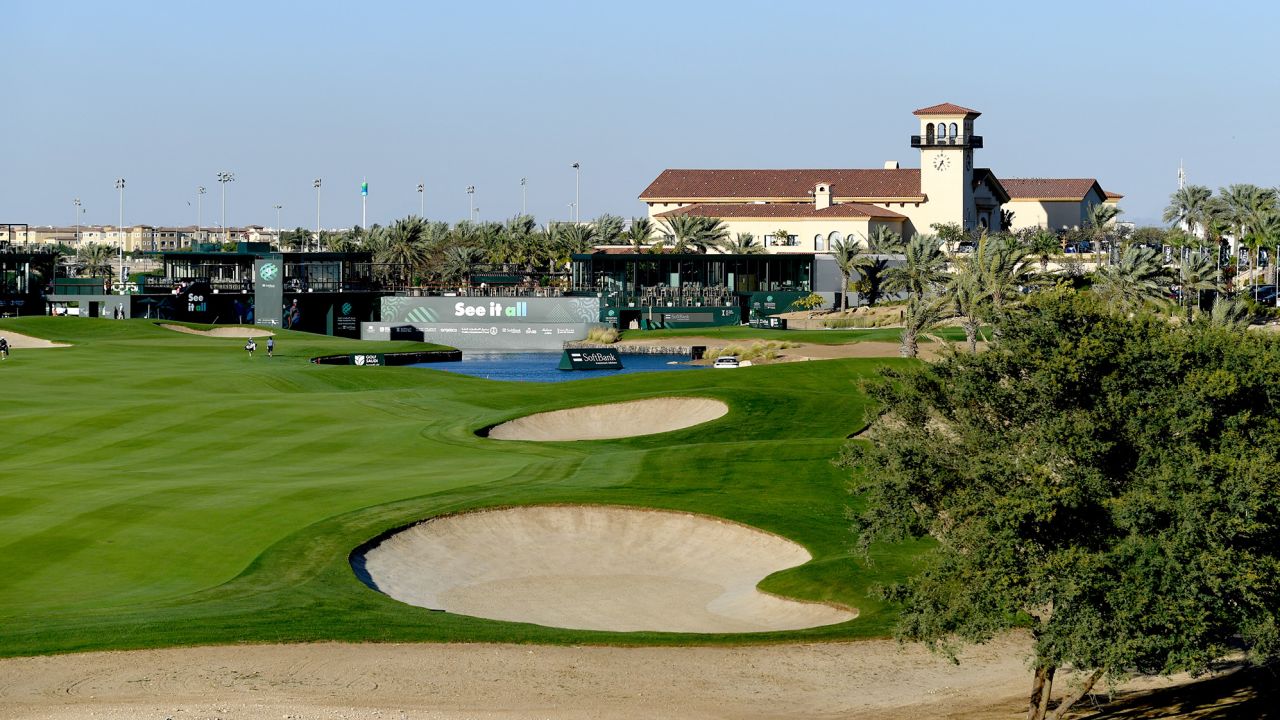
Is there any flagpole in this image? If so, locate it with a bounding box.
[361,177,367,230]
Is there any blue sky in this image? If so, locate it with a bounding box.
[4,0,1277,230]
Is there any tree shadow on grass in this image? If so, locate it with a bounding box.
[1071,664,1275,719]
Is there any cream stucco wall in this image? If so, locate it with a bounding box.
[1005,188,1108,232]
[653,216,907,254]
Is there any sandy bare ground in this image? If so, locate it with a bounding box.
[0,330,69,349]
[0,636,1063,720]
[623,335,980,362]
[160,323,274,338]
[358,506,855,633]
[486,397,728,441]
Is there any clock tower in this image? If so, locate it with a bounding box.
[911,103,983,231]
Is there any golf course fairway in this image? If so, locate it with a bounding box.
[0,317,928,657]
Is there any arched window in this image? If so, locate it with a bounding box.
[814,234,825,251]
[949,122,958,140]
[828,231,842,249]
[925,123,935,143]
[937,123,948,138]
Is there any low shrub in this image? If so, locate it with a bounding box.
[585,327,619,344]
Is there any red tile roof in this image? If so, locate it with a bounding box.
[656,202,906,220]
[1104,190,1124,199]
[1002,178,1106,201]
[639,169,923,201]
[912,102,981,117]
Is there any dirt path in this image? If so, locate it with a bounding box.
[621,335,981,362]
[0,637,1054,720]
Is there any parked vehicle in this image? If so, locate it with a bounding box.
[713,356,740,369]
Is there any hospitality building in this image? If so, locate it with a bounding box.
[639,103,1119,251]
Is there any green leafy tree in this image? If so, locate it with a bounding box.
[840,289,1280,720]
[930,222,968,253]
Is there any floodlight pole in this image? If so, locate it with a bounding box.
[314,179,323,252]
[115,178,125,285]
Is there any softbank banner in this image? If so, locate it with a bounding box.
[368,296,602,350]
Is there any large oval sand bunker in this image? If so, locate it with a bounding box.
[355,505,856,633]
[485,397,728,441]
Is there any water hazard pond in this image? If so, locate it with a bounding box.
[410,352,705,383]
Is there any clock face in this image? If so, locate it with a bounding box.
[933,154,951,171]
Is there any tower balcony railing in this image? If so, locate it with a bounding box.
[910,134,983,149]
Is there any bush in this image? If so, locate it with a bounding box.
[585,327,619,344]
[789,293,827,311]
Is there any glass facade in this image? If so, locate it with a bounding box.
[571,253,813,308]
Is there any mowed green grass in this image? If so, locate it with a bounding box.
[0,317,927,657]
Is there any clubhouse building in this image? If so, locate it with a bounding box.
[639,103,1120,251]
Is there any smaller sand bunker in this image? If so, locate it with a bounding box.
[355,505,856,633]
[486,397,727,441]
[0,330,69,348]
[160,323,274,338]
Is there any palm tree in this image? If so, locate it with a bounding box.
[625,217,656,251]
[1023,228,1061,273]
[1091,244,1168,313]
[75,242,114,279]
[724,232,765,255]
[655,215,728,254]
[593,214,625,246]
[860,226,905,305]
[899,294,947,358]
[883,233,947,299]
[947,254,985,353]
[376,217,429,281]
[1219,184,1278,270]
[1163,184,1214,246]
[831,237,871,311]
[1207,296,1251,330]
[1173,251,1219,323]
[1086,202,1123,262]
[441,245,484,286]
[974,233,1037,334]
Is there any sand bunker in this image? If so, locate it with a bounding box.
[486,397,728,441]
[0,330,69,348]
[355,505,856,633]
[160,323,274,338]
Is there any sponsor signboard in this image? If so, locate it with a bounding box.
[351,353,384,367]
[370,296,601,350]
[558,347,623,371]
[254,257,284,327]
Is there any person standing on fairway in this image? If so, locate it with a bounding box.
[266,336,275,358]
[0,336,8,360]
[245,338,256,358]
